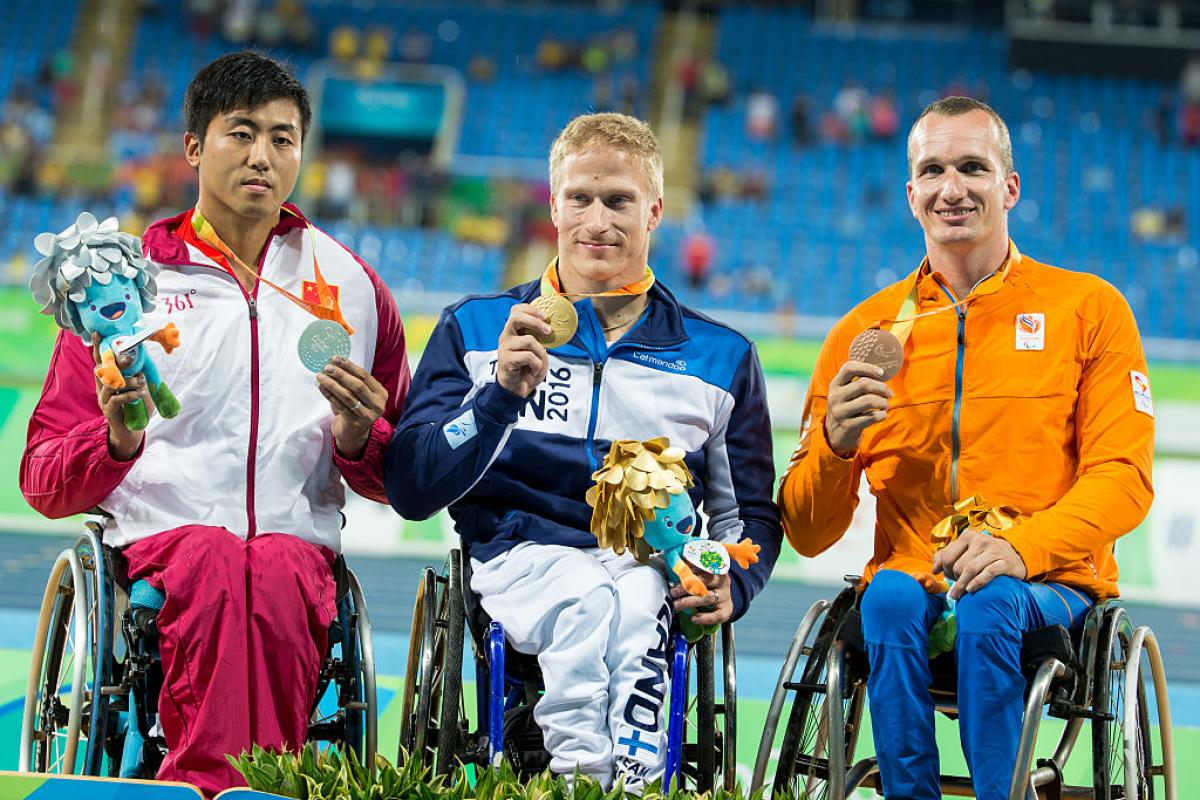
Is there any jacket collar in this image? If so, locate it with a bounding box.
[516,273,689,351]
[914,239,1023,304]
[141,202,309,266]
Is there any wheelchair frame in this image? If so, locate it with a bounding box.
[751,576,1177,800]
[19,523,378,778]
[399,547,738,791]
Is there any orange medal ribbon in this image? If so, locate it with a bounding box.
[539,259,656,299]
[191,207,354,335]
[878,241,1021,347]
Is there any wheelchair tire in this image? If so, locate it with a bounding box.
[20,539,110,775]
[720,623,738,792]
[1092,606,1155,800]
[400,567,437,761]
[347,569,379,773]
[772,585,861,800]
[434,550,465,776]
[692,634,718,792]
[400,559,464,773]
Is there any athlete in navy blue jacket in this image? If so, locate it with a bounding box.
[385,113,781,790]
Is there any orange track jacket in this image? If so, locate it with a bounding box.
[779,242,1154,600]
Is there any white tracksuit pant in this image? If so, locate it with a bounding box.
[470,542,672,789]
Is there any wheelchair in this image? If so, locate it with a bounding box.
[398,546,738,791]
[18,522,377,778]
[751,575,1177,800]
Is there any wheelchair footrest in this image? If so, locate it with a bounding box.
[1048,700,1114,722]
[782,681,827,694]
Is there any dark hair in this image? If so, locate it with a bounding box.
[906,95,1013,175]
[184,51,312,145]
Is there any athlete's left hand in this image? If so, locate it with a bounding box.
[671,572,733,626]
[933,529,1028,600]
[318,355,388,459]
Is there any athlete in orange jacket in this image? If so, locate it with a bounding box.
[778,98,1154,800]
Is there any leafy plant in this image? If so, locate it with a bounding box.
[230,746,790,800]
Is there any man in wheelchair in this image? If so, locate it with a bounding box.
[21,52,408,795]
[385,113,782,791]
[778,97,1154,799]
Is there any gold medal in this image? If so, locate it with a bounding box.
[850,327,904,380]
[532,293,578,349]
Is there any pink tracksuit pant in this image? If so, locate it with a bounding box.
[123,526,338,797]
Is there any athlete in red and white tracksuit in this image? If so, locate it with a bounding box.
[21,204,410,795]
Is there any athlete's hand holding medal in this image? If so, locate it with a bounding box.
[825,327,902,457]
[192,208,387,459]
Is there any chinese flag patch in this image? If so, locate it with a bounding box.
[302,280,339,304]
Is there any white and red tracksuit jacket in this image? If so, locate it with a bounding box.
[20,204,411,548]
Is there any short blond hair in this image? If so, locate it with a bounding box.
[549,113,664,201]
[906,96,1014,176]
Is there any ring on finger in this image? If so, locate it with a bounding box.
[348,399,363,412]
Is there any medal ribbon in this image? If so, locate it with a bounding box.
[539,260,656,299]
[191,207,354,335]
[878,241,1021,347]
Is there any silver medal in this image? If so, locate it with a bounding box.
[298,319,351,372]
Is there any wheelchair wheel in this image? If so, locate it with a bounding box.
[771,585,863,800]
[20,531,116,776]
[679,624,737,792]
[345,569,379,771]
[309,567,377,774]
[1092,606,1154,799]
[399,551,465,774]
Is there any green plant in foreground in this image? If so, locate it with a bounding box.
[230,745,788,800]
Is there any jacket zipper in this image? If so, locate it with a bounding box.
[583,339,679,472]
[246,293,260,538]
[940,284,967,503]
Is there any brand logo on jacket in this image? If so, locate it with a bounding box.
[1014,313,1044,350]
[443,408,478,449]
[1130,370,1154,417]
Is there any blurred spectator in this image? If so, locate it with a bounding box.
[1151,90,1173,144]
[741,167,769,202]
[365,26,395,62]
[537,36,572,72]
[833,81,869,141]
[0,121,36,195]
[611,28,638,66]
[280,0,316,51]
[580,39,611,75]
[1182,102,1200,147]
[1181,55,1200,147]
[1181,54,1200,105]
[681,228,715,289]
[619,75,640,116]
[468,54,497,83]
[322,156,357,220]
[700,60,731,107]
[593,73,615,113]
[868,89,899,139]
[675,54,700,117]
[790,93,813,147]
[329,24,360,61]
[746,87,778,140]
[1131,205,1186,242]
[185,0,219,39]
[399,26,431,63]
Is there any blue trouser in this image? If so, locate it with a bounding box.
[860,570,1093,800]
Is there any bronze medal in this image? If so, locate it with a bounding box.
[532,293,578,348]
[850,327,904,381]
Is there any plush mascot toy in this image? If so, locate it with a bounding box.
[586,438,761,639]
[30,212,181,431]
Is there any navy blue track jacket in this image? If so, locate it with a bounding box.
[384,278,782,620]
